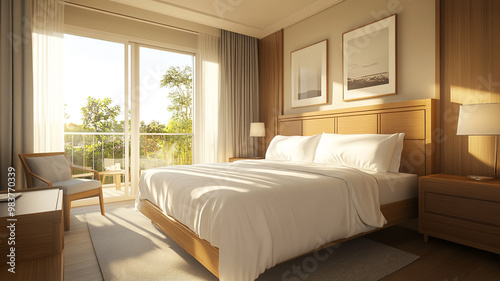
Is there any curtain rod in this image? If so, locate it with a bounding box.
[64,1,199,35]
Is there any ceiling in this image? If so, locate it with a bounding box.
[110,0,345,38]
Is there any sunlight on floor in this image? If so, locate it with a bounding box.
[102,185,125,198]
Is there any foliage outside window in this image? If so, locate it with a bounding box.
[64,65,193,173]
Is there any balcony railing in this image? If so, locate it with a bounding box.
[64,132,192,185]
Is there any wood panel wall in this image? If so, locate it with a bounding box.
[440,0,500,178]
[258,30,283,157]
[257,2,500,178]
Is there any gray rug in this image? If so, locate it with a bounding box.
[86,207,418,281]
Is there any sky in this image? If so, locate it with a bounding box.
[63,34,193,126]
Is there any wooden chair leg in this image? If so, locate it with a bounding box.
[63,196,71,231]
[99,187,105,216]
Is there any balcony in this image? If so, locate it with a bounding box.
[64,132,192,196]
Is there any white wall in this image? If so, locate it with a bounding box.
[283,0,437,114]
[64,0,220,50]
[65,5,196,49]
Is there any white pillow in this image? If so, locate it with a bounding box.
[265,134,322,162]
[388,133,405,173]
[314,133,399,172]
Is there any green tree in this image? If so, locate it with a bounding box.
[160,65,193,164]
[66,97,123,172]
[140,120,168,158]
[81,96,121,132]
[64,103,71,121]
[64,122,86,132]
[160,66,192,133]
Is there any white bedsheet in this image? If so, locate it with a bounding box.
[135,160,387,281]
[370,172,418,205]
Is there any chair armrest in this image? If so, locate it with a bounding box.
[24,169,53,187]
[71,165,100,181]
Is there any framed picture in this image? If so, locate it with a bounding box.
[343,14,397,101]
[291,40,328,108]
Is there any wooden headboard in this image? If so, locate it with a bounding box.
[277,99,438,176]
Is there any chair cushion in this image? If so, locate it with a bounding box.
[26,155,72,187]
[53,179,101,195]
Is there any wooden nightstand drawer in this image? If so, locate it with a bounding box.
[419,174,500,254]
[5,214,63,261]
[425,192,500,226]
[0,188,64,281]
[421,215,500,250]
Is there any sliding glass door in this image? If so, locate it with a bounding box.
[64,34,194,201]
[63,34,129,200]
[137,45,193,174]
[130,43,194,195]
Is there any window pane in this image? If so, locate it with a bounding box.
[139,46,193,167]
[63,34,126,176]
[63,34,125,132]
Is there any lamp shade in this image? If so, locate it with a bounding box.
[457,103,500,135]
[249,122,265,137]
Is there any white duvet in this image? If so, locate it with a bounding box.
[135,160,386,281]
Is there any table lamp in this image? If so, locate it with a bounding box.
[457,103,500,180]
[250,122,265,157]
[250,122,265,138]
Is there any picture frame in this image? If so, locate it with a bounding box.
[343,14,397,101]
[291,40,328,108]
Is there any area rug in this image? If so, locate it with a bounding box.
[86,207,418,281]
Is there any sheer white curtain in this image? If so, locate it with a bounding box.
[193,34,224,164]
[32,0,64,152]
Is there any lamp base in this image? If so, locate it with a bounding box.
[467,175,494,181]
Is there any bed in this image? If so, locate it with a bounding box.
[136,99,438,281]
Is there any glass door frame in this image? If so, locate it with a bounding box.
[129,42,195,196]
[64,25,197,202]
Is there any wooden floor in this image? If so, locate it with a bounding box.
[65,201,500,281]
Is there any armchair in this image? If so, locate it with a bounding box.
[19,152,105,231]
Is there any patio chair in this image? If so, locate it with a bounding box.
[19,152,105,231]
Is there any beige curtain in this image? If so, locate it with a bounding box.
[32,0,64,152]
[193,34,223,164]
[0,0,34,190]
[220,30,259,158]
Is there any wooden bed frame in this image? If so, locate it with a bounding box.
[138,98,438,278]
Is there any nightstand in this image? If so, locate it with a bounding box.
[228,157,264,163]
[0,187,64,280]
[418,174,500,254]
